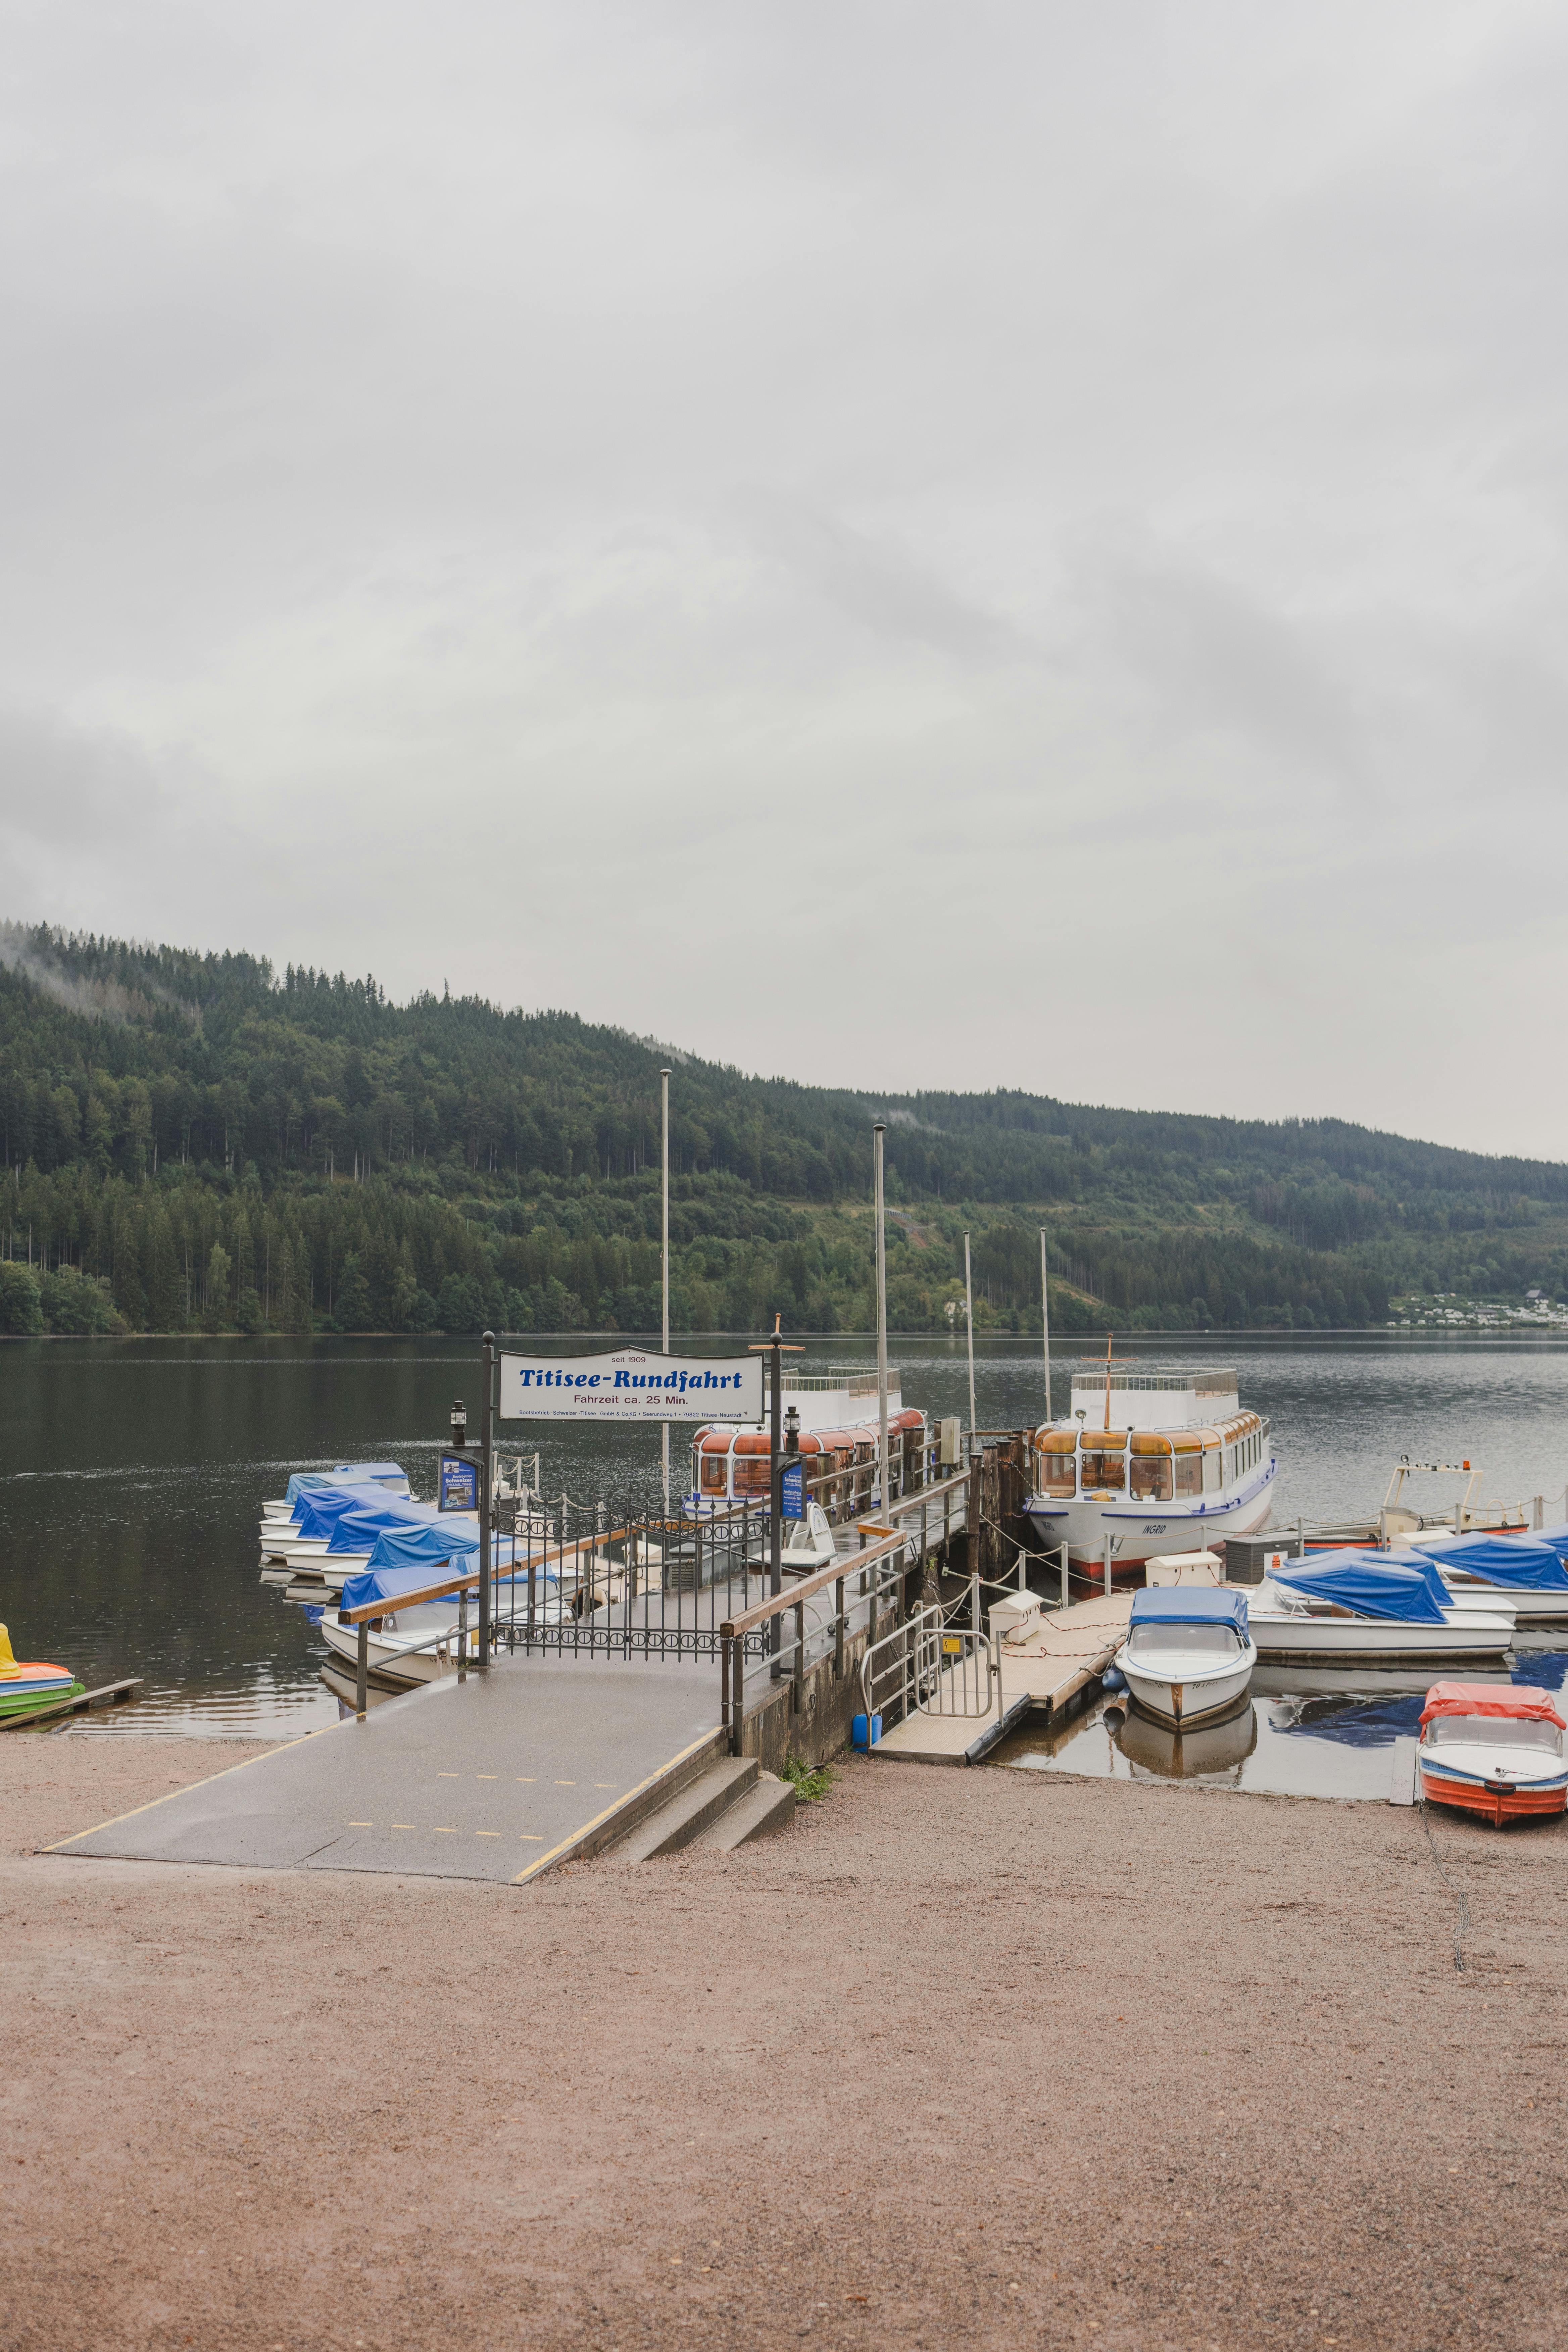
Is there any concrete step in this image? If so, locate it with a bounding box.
[615,1756,760,1861]
[691,1770,796,1850]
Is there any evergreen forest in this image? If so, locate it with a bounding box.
[3,921,1567,1340]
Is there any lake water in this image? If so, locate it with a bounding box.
[5,1333,1568,1783]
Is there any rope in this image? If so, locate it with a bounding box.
[1418,1791,1471,1972]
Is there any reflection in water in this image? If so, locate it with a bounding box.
[1114,1698,1258,1783]
[996,1647,1568,1801]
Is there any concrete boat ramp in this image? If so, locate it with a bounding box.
[47,1653,787,1885]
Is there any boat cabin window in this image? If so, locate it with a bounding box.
[1203,1439,1221,1494]
[1424,1714,1562,1754]
[1129,1434,1173,1503]
[1172,1437,1203,1499]
[1127,1622,1243,1661]
[700,1450,729,1494]
[1036,1431,1077,1498]
[1079,1433,1126,1492]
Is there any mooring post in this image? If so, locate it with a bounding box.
[1102,1534,1112,1598]
[1061,1541,1070,1610]
[356,1620,368,1717]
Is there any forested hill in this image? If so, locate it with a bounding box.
[2,920,1566,1337]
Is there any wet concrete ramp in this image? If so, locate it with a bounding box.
[48,1657,725,1884]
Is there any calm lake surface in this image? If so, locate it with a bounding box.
[5,1333,1568,1783]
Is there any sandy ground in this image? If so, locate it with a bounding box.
[3,1732,1566,2352]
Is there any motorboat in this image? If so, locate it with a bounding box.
[1407,1532,1568,1629]
[323,1553,567,1689]
[1024,1351,1275,1580]
[1418,1681,1568,1825]
[260,1464,412,1552]
[1111,1586,1256,1731]
[1296,1456,1532,1552]
[1249,1554,1514,1665]
[0,1624,82,1718]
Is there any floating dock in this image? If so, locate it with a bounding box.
[871,1591,1132,1765]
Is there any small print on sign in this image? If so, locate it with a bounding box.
[498,1346,763,1425]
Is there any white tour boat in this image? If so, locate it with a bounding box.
[1112,1585,1256,1731]
[1025,1359,1275,1578]
[1249,1554,1514,1666]
[689,1365,927,1517]
[1417,1682,1568,1825]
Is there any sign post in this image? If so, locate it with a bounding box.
[479,1331,495,1672]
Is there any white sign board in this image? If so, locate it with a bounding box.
[498,1345,762,1425]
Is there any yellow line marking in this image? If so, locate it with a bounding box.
[348,1820,373,1827]
[477,1773,497,1779]
[594,1783,616,1789]
[44,1720,338,1852]
[516,1776,536,1782]
[438,1772,459,1777]
[512,1730,724,1886]
[393,1822,414,1829]
[554,1779,576,1785]
[476,1831,500,1838]
[519,1834,544,1842]
[434,1826,457,1833]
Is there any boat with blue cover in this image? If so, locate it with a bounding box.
[1249,1552,1514,1665]
[260,1464,412,1553]
[1112,1586,1256,1730]
[1408,1531,1568,1627]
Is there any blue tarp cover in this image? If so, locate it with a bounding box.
[293,1485,413,1541]
[1272,1554,1449,1624]
[1531,1521,1568,1558]
[328,1497,451,1553]
[1130,1585,1249,1635]
[340,1554,474,1616]
[283,1464,405,1510]
[1427,1535,1568,1591]
[362,1520,479,1575]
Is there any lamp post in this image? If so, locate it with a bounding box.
[749,1315,803,1671]
[660,1067,671,1519]
[963,1231,977,1443]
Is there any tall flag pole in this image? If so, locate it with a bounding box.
[660,1067,671,1519]
[963,1229,977,1443]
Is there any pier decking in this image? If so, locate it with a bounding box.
[871,1590,1132,1764]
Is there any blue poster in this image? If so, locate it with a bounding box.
[439,1452,481,1513]
[780,1461,804,1519]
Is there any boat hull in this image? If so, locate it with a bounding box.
[1026,1465,1277,1574]
[1248,1612,1514,1665]
[1419,1759,1568,1825]
[1118,1644,1256,1731]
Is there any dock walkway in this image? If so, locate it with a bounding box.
[48,1653,728,1885]
[872,1590,1132,1764]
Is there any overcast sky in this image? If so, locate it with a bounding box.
[2,2,1566,1155]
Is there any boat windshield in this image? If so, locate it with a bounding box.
[1080,1435,1126,1492]
[1127,1623,1242,1661]
[1035,1431,1077,1498]
[1425,1715,1562,1754]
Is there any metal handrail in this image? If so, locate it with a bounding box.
[860,1609,1000,1734]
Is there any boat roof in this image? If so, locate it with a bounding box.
[1420,1681,1566,1731]
[1432,1535,1568,1591]
[284,1464,406,1508]
[1129,1586,1249,1634]
[1272,1553,1449,1625]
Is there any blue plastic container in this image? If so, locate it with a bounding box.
[852,1711,883,1750]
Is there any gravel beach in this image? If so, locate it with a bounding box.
[3,1731,1565,2350]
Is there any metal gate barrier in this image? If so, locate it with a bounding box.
[860,1605,1001,1733]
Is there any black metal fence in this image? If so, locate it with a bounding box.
[489,1494,773,1663]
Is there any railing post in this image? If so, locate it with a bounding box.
[793,1599,805,1713]
[1061,1542,1071,1610]
[834,1576,845,1680]
[355,1620,368,1718]
[721,1632,731,1737]
[731,1630,745,1756]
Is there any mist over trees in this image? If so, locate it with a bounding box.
[2,923,1563,1337]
